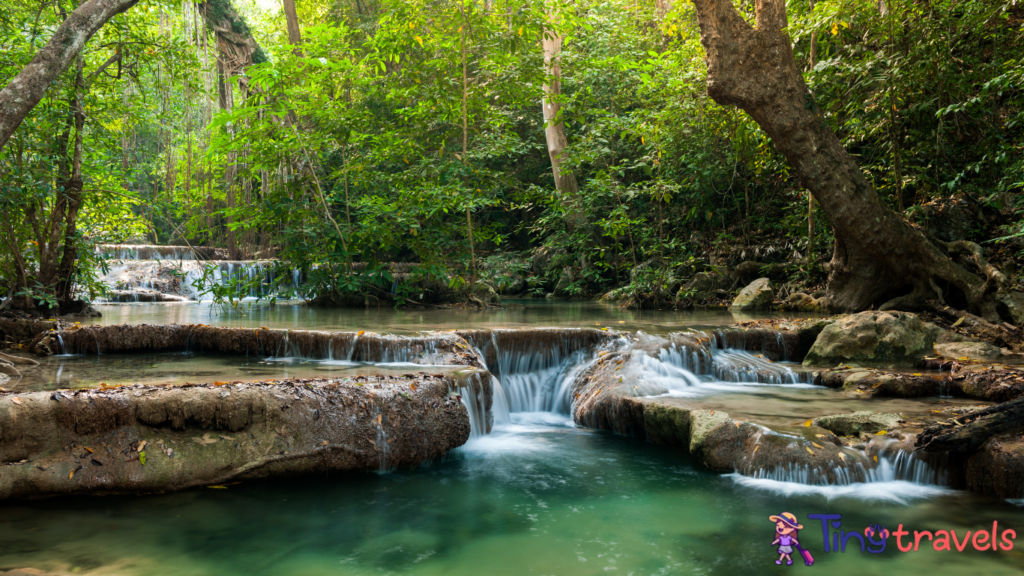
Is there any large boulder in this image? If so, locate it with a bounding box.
[728,278,774,311]
[803,311,940,367]
[0,373,474,500]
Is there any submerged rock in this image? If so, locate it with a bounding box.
[0,373,474,500]
[728,278,773,311]
[813,411,902,436]
[803,311,939,368]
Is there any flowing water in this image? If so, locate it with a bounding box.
[2,303,1022,575]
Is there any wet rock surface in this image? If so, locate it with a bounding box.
[813,411,902,436]
[803,311,940,368]
[570,322,1020,496]
[0,319,65,345]
[0,372,475,500]
[29,325,483,367]
[933,341,1003,361]
[728,278,773,311]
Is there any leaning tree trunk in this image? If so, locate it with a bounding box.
[0,0,139,153]
[690,0,1013,321]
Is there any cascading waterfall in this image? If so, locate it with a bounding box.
[634,339,811,395]
[746,450,945,487]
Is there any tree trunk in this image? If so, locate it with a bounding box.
[690,0,1012,321]
[0,0,139,153]
[541,28,581,210]
[283,0,302,48]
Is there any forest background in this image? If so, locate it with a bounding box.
[1,0,1022,311]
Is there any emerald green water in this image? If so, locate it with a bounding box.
[2,413,1022,575]
[88,300,822,335]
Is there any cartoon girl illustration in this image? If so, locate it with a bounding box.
[770,512,810,566]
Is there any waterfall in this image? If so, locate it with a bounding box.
[632,340,811,397]
[745,450,944,487]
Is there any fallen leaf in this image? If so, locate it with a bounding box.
[875,430,887,435]
[69,469,75,479]
[872,382,883,389]
[357,330,365,336]
[84,446,94,453]
[753,445,760,454]
[139,451,146,466]
[803,420,812,427]
[376,414,382,426]
[952,317,965,327]
[812,442,824,449]
[806,447,815,454]
[838,453,846,461]
[873,455,879,462]
[710,410,715,415]
[137,440,147,452]
[11,397,20,405]
[207,485,228,489]
[321,440,328,446]
[815,434,827,438]
[214,381,229,386]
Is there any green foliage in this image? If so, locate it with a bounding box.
[2,0,1021,310]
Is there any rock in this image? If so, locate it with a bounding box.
[679,271,729,300]
[964,433,1024,498]
[934,341,1002,361]
[949,367,1024,402]
[0,352,38,366]
[935,330,967,343]
[105,289,192,303]
[998,291,1024,327]
[813,411,902,436]
[553,268,575,297]
[728,278,773,311]
[473,282,501,305]
[0,318,65,344]
[802,311,940,368]
[571,349,884,485]
[0,361,19,378]
[29,325,481,364]
[530,246,554,276]
[819,369,942,397]
[785,292,826,311]
[0,373,474,500]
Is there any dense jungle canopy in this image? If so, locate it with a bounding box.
[1,0,1023,317]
